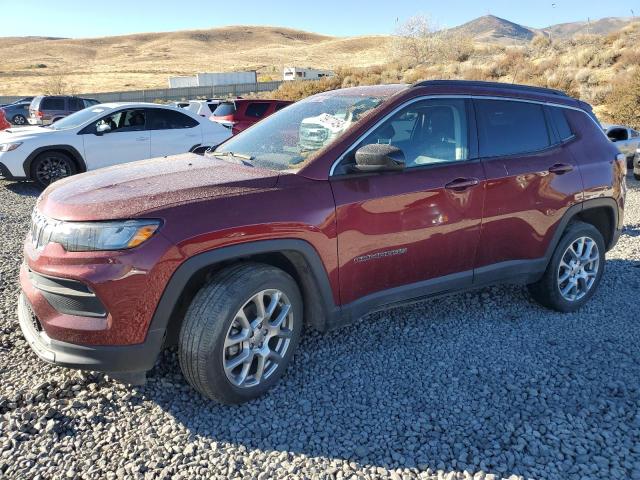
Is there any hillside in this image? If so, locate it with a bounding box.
[543,17,633,38]
[0,26,392,95]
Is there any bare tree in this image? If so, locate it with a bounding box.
[393,15,440,66]
[41,73,77,95]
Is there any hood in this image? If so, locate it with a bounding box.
[38,153,280,221]
[0,126,55,140]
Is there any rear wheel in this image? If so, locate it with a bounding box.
[12,114,26,125]
[31,151,77,187]
[178,263,303,404]
[528,221,605,312]
[634,173,640,181]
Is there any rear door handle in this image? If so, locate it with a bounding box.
[136,136,148,142]
[445,177,480,191]
[548,163,574,175]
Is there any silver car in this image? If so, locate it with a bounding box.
[605,125,640,166]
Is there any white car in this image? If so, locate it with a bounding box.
[186,99,221,117]
[0,102,231,186]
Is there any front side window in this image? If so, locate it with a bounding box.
[607,127,629,142]
[147,109,198,130]
[68,97,84,111]
[476,100,551,157]
[94,109,146,133]
[213,89,395,171]
[336,98,469,174]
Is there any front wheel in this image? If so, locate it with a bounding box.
[178,263,303,404]
[528,221,605,312]
[634,173,640,181]
[31,151,77,187]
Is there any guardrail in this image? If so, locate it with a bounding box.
[0,80,286,105]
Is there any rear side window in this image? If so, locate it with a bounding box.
[148,109,199,130]
[244,102,270,118]
[41,97,65,110]
[607,128,629,142]
[213,103,236,117]
[476,99,551,157]
[275,103,289,112]
[549,107,573,141]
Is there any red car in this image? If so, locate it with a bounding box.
[0,109,11,131]
[19,81,625,404]
[210,98,292,135]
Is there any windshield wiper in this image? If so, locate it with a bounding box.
[211,151,255,167]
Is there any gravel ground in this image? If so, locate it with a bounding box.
[1,176,639,480]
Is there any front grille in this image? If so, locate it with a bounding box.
[30,210,62,251]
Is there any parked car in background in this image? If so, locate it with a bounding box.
[634,148,640,180]
[605,124,640,166]
[28,96,100,126]
[169,101,190,109]
[0,102,230,186]
[187,99,221,117]
[0,97,35,108]
[17,81,625,404]
[210,98,293,135]
[0,109,10,131]
[2,101,31,125]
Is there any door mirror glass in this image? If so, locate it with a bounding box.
[353,144,405,173]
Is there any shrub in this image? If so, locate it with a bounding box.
[605,70,640,129]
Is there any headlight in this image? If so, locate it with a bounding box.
[31,214,161,252]
[0,142,22,152]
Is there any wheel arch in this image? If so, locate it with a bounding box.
[23,145,87,179]
[150,240,339,348]
[545,198,619,260]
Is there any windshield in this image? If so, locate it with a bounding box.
[212,90,391,171]
[48,106,112,130]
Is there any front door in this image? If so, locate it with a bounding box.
[330,98,486,305]
[81,108,150,170]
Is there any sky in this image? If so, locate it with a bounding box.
[1,0,638,38]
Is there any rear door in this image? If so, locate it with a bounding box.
[147,108,202,157]
[81,108,150,170]
[473,99,583,276]
[330,97,485,305]
[236,101,271,132]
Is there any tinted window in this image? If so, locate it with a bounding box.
[68,97,84,111]
[607,128,629,142]
[476,100,551,157]
[338,98,469,172]
[148,109,199,130]
[41,97,65,110]
[213,102,236,117]
[244,102,270,118]
[549,107,573,141]
[94,109,146,133]
[275,103,289,112]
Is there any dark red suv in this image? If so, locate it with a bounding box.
[19,81,626,404]
[209,98,293,135]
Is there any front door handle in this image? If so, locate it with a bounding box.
[445,177,479,192]
[136,136,148,142]
[548,163,574,175]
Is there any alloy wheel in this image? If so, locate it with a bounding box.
[557,236,600,302]
[35,156,71,185]
[223,289,294,388]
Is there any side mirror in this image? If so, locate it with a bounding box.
[96,123,111,135]
[353,144,405,173]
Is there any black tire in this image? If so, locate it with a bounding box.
[31,151,77,187]
[634,173,640,181]
[178,263,303,404]
[528,221,605,312]
[12,114,26,125]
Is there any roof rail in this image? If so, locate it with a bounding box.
[412,80,570,97]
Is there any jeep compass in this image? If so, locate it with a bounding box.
[18,81,626,404]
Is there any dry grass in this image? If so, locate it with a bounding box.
[0,26,392,95]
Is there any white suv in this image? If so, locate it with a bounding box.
[0,103,231,186]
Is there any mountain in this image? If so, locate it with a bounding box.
[446,15,538,44]
[543,17,633,38]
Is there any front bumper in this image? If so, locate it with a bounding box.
[0,150,28,180]
[18,292,163,373]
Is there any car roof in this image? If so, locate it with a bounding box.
[94,102,180,109]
